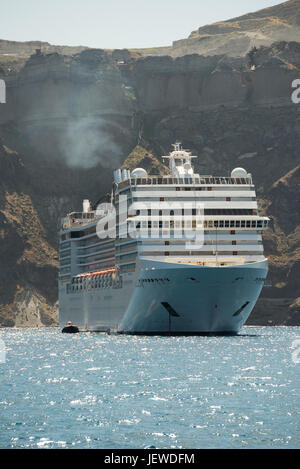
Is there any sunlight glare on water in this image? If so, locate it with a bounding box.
[0,327,299,449]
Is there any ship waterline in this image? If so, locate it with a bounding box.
[118,258,268,334]
[58,143,269,334]
[59,258,268,334]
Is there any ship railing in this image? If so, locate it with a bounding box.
[118,176,252,190]
[162,256,250,267]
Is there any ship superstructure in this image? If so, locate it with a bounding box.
[59,143,269,334]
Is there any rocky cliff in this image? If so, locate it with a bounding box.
[0,9,300,327]
[0,139,58,326]
[0,39,87,58]
[171,0,300,57]
[132,0,300,57]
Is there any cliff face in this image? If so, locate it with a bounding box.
[0,39,87,57]
[1,49,135,161]
[160,0,300,57]
[0,39,300,325]
[130,1,300,57]
[131,47,298,112]
[0,139,58,326]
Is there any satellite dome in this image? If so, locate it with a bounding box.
[231,167,248,178]
[131,168,148,178]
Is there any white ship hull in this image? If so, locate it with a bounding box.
[59,258,268,334]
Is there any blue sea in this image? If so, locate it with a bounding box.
[0,327,299,449]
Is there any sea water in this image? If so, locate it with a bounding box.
[0,327,299,449]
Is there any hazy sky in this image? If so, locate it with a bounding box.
[0,0,284,49]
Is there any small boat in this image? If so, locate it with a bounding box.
[62,321,79,334]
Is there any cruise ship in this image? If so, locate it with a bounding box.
[58,143,269,334]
